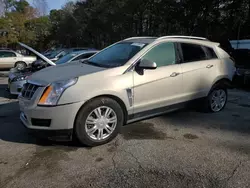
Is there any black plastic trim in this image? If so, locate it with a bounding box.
[127,98,204,123]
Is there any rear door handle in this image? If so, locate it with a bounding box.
[170,72,180,77]
[206,65,214,68]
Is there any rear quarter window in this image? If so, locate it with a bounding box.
[204,46,218,59]
[180,43,207,63]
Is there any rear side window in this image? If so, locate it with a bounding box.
[180,43,206,63]
[204,47,217,59]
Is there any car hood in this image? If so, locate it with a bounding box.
[28,61,106,86]
[18,42,56,66]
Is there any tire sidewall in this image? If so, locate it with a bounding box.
[75,97,124,146]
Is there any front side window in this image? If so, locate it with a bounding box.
[142,42,176,67]
[181,43,206,63]
[88,42,147,68]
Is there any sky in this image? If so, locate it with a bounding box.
[27,0,69,11]
[45,0,69,10]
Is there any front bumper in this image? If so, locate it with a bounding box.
[8,79,26,95]
[19,98,85,140]
[20,118,73,141]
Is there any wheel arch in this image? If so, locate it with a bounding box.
[73,94,128,129]
[14,61,27,67]
[211,77,232,89]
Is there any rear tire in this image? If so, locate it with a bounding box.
[15,61,27,70]
[74,97,124,146]
[203,84,228,113]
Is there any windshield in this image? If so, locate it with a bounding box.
[55,53,77,65]
[88,42,147,68]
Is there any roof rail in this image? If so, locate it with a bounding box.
[124,36,157,41]
[157,36,209,41]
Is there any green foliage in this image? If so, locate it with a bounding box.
[1,0,250,50]
[13,0,29,13]
[47,0,250,49]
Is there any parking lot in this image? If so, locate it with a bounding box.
[0,74,250,188]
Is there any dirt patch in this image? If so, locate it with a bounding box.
[0,161,8,165]
[121,122,167,140]
[2,145,77,187]
[95,157,104,162]
[107,146,116,153]
[183,133,199,140]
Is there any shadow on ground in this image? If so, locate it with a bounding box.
[0,101,81,149]
[159,101,250,134]
[0,84,8,98]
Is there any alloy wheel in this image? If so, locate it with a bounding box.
[85,106,117,141]
[210,89,227,112]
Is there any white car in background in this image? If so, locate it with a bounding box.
[0,50,36,69]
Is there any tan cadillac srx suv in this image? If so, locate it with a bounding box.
[19,36,236,146]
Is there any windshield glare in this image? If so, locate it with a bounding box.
[88,42,147,68]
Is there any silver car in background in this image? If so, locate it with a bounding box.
[0,50,36,69]
[55,50,99,65]
[8,43,98,95]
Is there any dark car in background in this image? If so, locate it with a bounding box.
[219,39,250,87]
[232,49,250,86]
[44,47,97,62]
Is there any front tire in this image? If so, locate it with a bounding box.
[203,85,228,113]
[75,97,124,146]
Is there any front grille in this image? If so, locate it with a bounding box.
[21,83,39,99]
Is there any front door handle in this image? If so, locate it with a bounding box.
[170,72,180,77]
[206,65,214,68]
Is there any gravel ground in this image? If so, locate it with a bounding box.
[0,76,250,188]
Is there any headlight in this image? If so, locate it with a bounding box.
[38,78,78,106]
[12,75,29,82]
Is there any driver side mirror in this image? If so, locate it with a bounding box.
[138,59,157,70]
